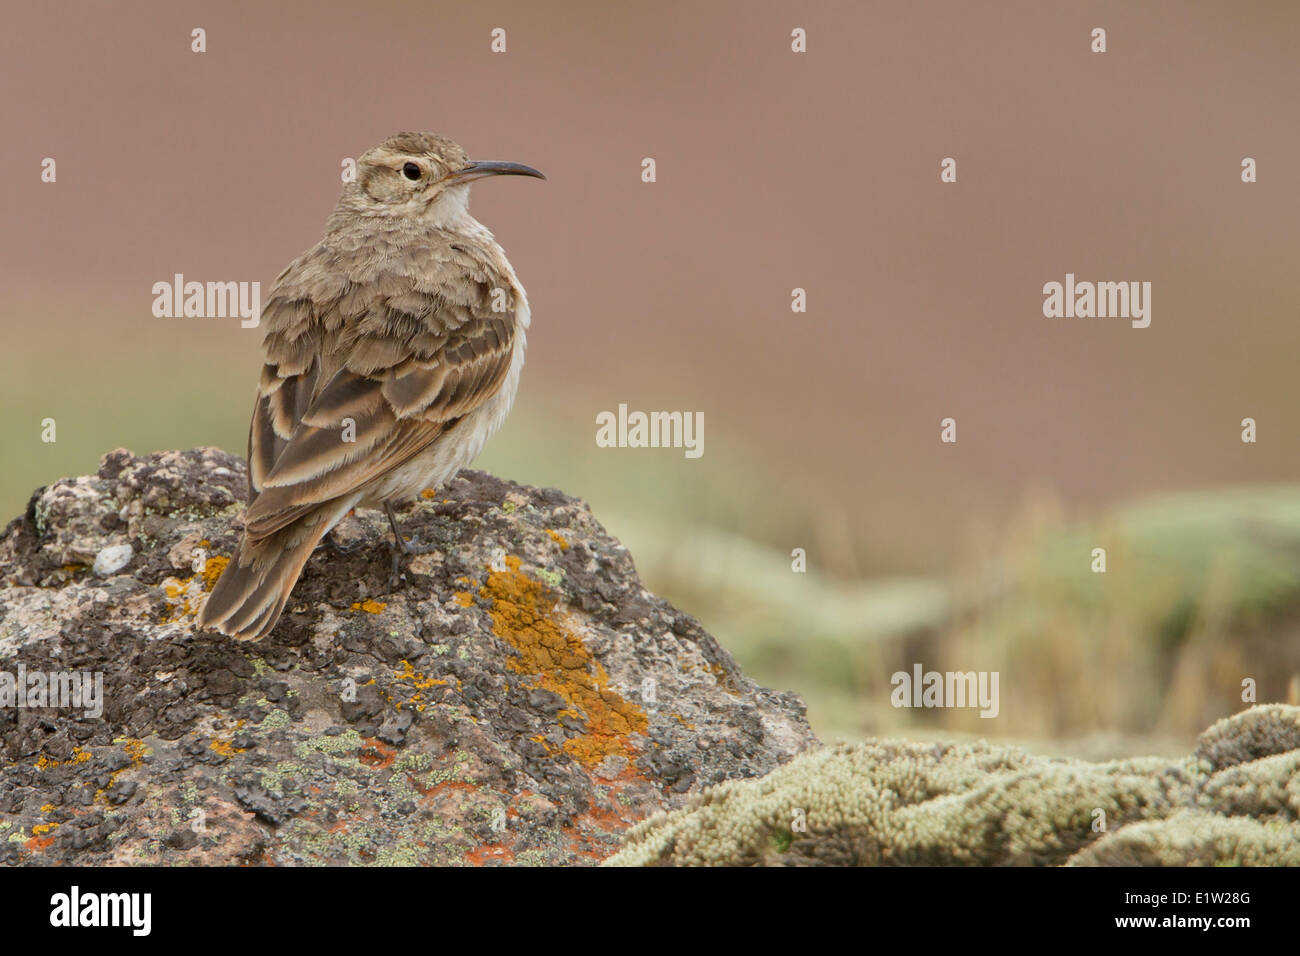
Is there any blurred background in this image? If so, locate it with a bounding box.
[3,1,1299,756]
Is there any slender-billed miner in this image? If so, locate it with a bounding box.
[198,132,544,640]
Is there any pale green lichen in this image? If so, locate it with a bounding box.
[514,847,555,867]
[247,656,274,677]
[392,752,433,773]
[257,709,291,732]
[296,730,364,760]
[606,705,1300,867]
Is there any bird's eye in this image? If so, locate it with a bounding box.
[402,162,422,181]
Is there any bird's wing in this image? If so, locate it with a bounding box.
[242,255,518,542]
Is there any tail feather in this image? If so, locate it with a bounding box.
[197,498,354,641]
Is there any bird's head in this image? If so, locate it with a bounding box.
[338,131,545,227]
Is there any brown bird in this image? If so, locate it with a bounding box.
[197,131,544,640]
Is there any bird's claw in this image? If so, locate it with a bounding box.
[387,534,440,590]
[323,530,361,555]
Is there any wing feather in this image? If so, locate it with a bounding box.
[240,250,518,542]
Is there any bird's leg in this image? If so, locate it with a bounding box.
[383,501,440,588]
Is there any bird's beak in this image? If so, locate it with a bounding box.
[441,161,546,186]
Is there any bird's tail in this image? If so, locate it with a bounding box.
[196,499,352,641]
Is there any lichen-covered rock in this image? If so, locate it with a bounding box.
[605,705,1300,866]
[0,448,817,865]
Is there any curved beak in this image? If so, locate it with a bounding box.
[441,161,546,186]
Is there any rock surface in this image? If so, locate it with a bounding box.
[0,448,817,865]
[606,704,1300,866]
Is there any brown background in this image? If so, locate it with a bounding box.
[4,1,1298,744]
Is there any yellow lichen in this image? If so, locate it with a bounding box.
[210,737,245,758]
[453,591,474,607]
[34,746,91,771]
[479,555,647,768]
[91,739,149,806]
[546,530,570,551]
[200,556,229,591]
[350,600,388,614]
[124,739,149,765]
[160,556,228,623]
[389,660,447,712]
[394,660,447,691]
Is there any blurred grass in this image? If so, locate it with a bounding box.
[4,305,1299,758]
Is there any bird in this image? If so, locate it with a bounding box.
[197,131,544,641]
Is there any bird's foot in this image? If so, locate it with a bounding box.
[323,528,361,555]
[386,538,440,590]
[394,534,440,556]
[383,501,439,589]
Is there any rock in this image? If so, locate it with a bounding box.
[91,543,133,578]
[0,448,817,865]
[605,704,1300,866]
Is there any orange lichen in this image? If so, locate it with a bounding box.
[420,488,437,499]
[210,737,245,758]
[34,746,91,770]
[200,556,229,592]
[453,591,474,607]
[350,600,388,614]
[160,556,228,623]
[546,530,570,551]
[708,662,742,696]
[478,555,647,768]
[466,843,515,866]
[92,739,149,806]
[359,738,396,769]
[124,739,149,765]
[391,659,447,711]
[395,659,446,691]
